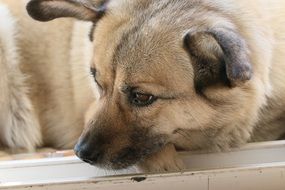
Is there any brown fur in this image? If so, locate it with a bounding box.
[1,0,284,172]
[74,0,285,171]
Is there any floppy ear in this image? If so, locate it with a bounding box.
[26,0,107,22]
[184,28,253,89]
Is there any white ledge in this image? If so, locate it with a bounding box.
[1,140,285,190]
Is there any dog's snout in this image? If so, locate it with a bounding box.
[74,135,104,165]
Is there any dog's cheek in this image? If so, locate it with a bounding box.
[153,98,217,136]
[153,102,195,134]
[84,97,108,126]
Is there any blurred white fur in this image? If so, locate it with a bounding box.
[0,4,42,152]
[0,0,94,153]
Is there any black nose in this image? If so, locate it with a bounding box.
[74,139,103,165]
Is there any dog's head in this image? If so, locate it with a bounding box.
[27,0,256,169]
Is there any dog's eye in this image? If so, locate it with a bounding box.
[90,67,96,78]
[90,67,103,90]
[130,92,157,107]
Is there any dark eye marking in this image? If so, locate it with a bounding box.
[90,67,96,78]
[121,86,157,107]
[90,67,103,89]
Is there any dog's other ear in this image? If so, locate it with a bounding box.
[184,28,253,89]
[27,0,107,22]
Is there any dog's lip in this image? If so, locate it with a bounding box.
[78,154,140,170]
[81,158,95,165]
[81,160,133,170]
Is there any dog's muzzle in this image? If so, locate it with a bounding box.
[73,131,106,165]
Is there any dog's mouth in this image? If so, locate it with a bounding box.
[74,128,168,170]
[109,147,146,169]
[75,146,143,170]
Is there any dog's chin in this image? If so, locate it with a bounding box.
[84,145,166,170]
[85,156,141,170]
[85,161,134,170]
[102,152,150,170]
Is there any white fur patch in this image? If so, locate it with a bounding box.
[0,4,42,151]
[0,4,18,67]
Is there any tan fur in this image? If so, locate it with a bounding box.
[82,0,285,171]
[0,0,285,172]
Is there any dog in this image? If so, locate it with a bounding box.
[0,0,94,153]
[26,0,285,172]
[2,0,285,172]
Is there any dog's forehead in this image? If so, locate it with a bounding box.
[115,37,194,92]
[93,0,194,87]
